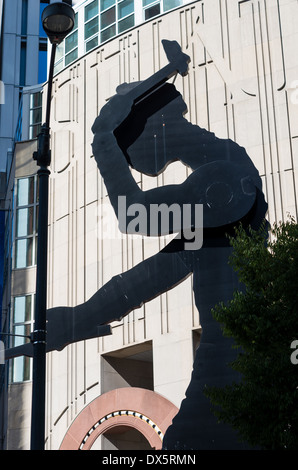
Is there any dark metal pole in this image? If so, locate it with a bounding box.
[30,43,56,451]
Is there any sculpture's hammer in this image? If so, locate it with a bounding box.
[161,39,191,77]
[128,40,191,105]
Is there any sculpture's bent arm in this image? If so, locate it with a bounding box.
[91,94,197,236]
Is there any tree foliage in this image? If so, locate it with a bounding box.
[205,218,298,450]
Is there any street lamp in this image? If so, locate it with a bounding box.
[42,1,75,46]
[31,0,75,451]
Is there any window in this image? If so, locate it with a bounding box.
[143,0,182,20]
[14,176,39,269]
[85,0,135,52]
[54,43,64,75]
[65,13,78,66]
[100,0,135,45]
[143,0,160,20]
[118,0,134,18]
[86,0,99,22]
[118,0,134,33]
[3,204,13,290]
[85,0,99,50]
[163,0,182,12]
[29,92,42,139]
[86,36,98,53]
[65,30,78,54]
[85,16,99,40]
[54,13,78,72]
[101,0,114,9]
[10,294,34,382]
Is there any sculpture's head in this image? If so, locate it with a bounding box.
[114,82,197,176]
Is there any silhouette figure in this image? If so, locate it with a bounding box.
[6,41,267,449]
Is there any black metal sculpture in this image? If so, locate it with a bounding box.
[6,40,267,449]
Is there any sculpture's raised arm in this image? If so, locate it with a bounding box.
[91,40,193,236]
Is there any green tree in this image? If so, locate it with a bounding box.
[205,218,298,450]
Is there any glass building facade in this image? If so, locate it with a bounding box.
[9,174,39,384]
[10,294,35,383]
[14,176,39,270]
[54,0,187,74]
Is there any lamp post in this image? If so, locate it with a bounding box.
[31,0,75,450]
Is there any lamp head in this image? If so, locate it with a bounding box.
[42,2,75,45]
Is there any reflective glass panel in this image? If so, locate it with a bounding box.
[12,356,25,382]
[118,14,134,33]
[16,207,34,237]
[144,4,160,19]
[163,0,182,11]
[85,0,99,22]
[74,12,78,30]
[118,0,134,19]
[65,30,78,54]
[100,0,115,11]
[30,92,42,109]
[86,36,99,52]
[101,6,116,29]
[13,296,31,324]
[15,238,33,268]
[12,354,31,382]
[54,59,64,75]
[55,44,64,63]
[29,107,42,126]
[65,48,78,66]
[17,178,34,207]
[100,23,116,42]
[13,324,30,346]
[85,16,99,39]
[143,0,156,6]
[29,124,41,139]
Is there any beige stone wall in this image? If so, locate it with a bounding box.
[7,382,32,450]
[45,0,298,449]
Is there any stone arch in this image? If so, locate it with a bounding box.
[60,387,179,450]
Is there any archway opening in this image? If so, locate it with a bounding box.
[90,425,154,450]
[60,387,179,450]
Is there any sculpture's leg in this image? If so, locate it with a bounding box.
[163,245,250,450]
[46,247,191,353]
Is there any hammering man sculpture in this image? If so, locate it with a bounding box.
[6,40,267,449]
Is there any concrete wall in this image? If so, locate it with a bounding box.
[6,382,32,450]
